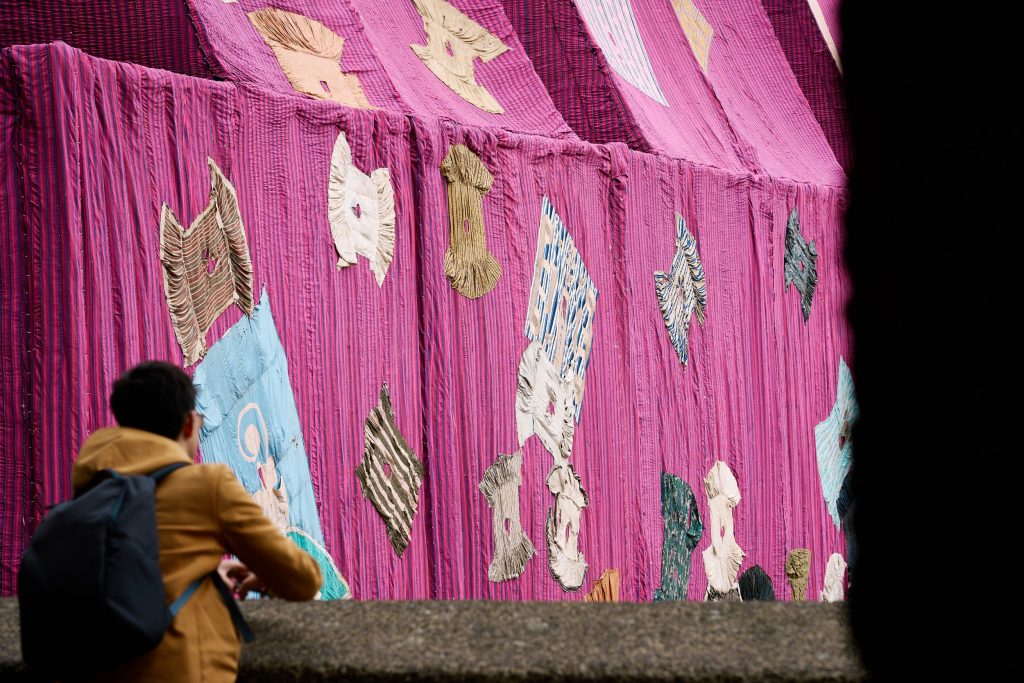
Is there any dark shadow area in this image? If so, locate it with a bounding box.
[843,2,1019,677]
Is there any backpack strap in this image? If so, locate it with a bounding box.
[168,572,255,643]
[149,462,190,482]
[211,571,255,643]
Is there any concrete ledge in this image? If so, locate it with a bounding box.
[0,599,865,681]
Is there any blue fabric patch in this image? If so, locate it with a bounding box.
[194,289,351,599]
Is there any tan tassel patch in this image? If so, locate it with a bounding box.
[249,7,373,109]
[410,0,509,113]
[584,569,621,602]
[160,158,255,366]
[440,144,502,298]
[785,548,811,601]
[328,132,396,286]
[478,450,535,582]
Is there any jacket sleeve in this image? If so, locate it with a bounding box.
[213,465,323,600]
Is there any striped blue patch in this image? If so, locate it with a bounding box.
[524,196,598,421]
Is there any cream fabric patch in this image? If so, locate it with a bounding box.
[785,548,811,601]
[654,214,707,367]
[545,464,588,591]
[671,0,713,72]
[355,384,425,556]
[701,461,744,597]
[516,341,575,462]
[249,7,373,108]
[410,0,509,113]
[160,158,255,366]
[440,144,502,298]
[584,568,621,602]
[478,449,535,582]
[820,552,847,602]
[327,132,396,286]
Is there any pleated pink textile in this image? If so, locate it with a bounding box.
[0,0,575,139]
[1,35,848,600]
[504,0,844,186]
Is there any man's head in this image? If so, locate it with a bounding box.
[110,361,202,457]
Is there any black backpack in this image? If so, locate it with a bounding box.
[18,463,252,681]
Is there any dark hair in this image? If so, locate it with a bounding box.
[110,361,196,440]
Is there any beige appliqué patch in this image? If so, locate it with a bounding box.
[671,0,714,72]
[160,158,255,366]
[409,0,509,113]
[249,7,373,108]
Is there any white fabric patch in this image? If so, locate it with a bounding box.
[545,464,588,591]
[820,552,847,602]
[574,0,668,105]
[515,341,576,463]
[327,132,396,286]
[702,461,744,595]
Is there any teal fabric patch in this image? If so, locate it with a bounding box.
[654,473,704,601]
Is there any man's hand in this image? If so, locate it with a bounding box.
[217,559,268,599]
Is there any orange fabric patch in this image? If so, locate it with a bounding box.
[249,7,373,109]
[584,569,621,602]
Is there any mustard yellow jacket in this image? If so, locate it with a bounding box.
[71,427,322,682]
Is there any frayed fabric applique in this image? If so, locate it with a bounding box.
[820,553,847,602]
[702,461,744,597]
[160,157,255,366]
[705,586,742,602]
[249,7,373,108]
[441,145,501,298]
[328,132,396,286]
[654,214,707,367]
[785,548,811,601]
[524,196,598,422]
[654,473,704,602]
[545,464,588,591]
[356,384,425,557]
[584,568,621,602]
[478,450,535,582]
[670,0,714,72]
[409,0,509,113]
[815,358,858,527]
[783,207,818,322]
[515,341,575,461]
